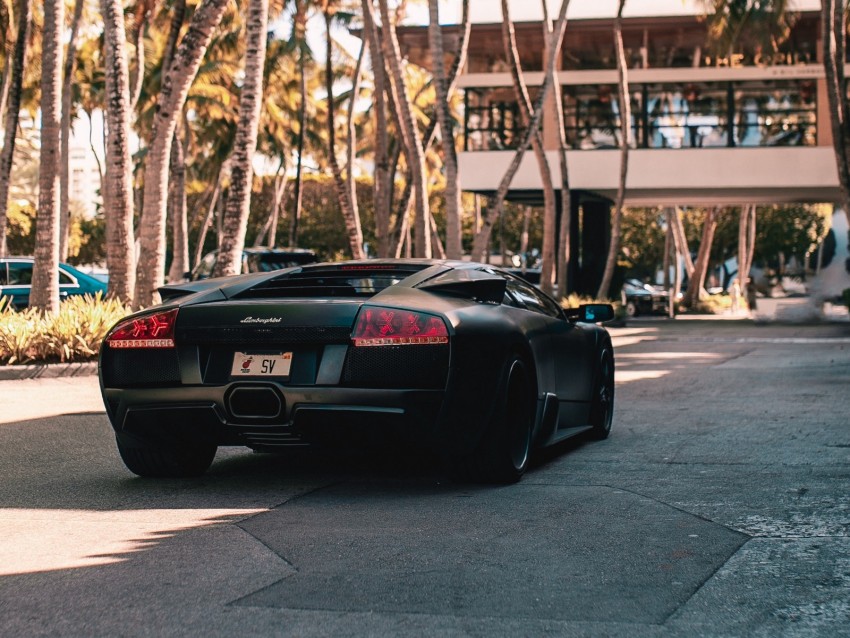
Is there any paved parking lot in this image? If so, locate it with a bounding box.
[0,319,848,637]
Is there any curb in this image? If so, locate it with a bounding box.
[0,361,98,381]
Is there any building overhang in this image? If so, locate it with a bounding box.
[459,147,842,207]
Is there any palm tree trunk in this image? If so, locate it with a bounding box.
[59,0,85,263]
[135,0,230,307]
[323,10,365,260]
[214,0,268,277]
[737,204,757,299]
[193,177,222,270]
[597,0,630,300]
[378,0,431,258]
[0,0,31,258]
[500,0,558,294]
[167,123,190,282]
[683,207,720,307]
[289,1,307,248]
[470,0,571,263]
[821,0,850,217]
[542,0,572,298]
[31,0,64,312]
[361,0,391,257]
[101,0,138,303]
[255,160,287,247]
[428,0,463,259]
[345,26,366,257]
[129,5,148,110]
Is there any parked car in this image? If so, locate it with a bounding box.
[100,259,615,483]
[621,278,669,317]
[0,257,108,308]
[191,247,318,281]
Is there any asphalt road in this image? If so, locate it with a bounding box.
[1,320,849,637]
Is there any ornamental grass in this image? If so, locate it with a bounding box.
[0,294,130,365]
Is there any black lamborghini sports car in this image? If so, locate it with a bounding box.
[99,260,615,483]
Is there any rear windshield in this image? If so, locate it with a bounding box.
[235,264,428,299]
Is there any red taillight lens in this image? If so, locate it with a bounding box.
[352,306,449,346]
[106,309,178,349]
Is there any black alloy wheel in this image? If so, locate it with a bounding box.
[453,355,534,484]
[116,434,217,478]
[588,344,614,440]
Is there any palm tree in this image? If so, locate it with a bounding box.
[135,0,231,308]
[30,0,64,312]
[59,0,85,262]
[360,0,390,256]
[541,0,572,299]
[428,0,462,259]
[821,0,850,219]
[0,0,30,258]
[323,4,365,260]
[470,0,571,263]
[596,0,629,300]
[289,0,310,247]
[683,207,721,307]
[101,0,139,303]
[500,0,558,293]
[214,0,269,277]
[377,0,431,258]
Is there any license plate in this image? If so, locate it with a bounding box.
[231,352,292,377]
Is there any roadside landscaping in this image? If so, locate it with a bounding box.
[0,295,129,365]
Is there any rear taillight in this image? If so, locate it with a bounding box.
[352,306,449,346]
[106,309,178,349]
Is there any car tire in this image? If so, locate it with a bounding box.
[116,435,217,478]
[451,356,534,484]
[625,300,638,317]
[588,343,614,440]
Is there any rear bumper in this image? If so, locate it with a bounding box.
[103,383,446,451]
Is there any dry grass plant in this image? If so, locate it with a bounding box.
[0,294,130,364]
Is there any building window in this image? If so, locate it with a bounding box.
[459,80,817,152]
[463,88,529,151]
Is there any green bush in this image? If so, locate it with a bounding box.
[0,294,130,365]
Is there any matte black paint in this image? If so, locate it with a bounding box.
[100,260,613,458]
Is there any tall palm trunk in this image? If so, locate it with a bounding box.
[101,0,138,303]
[214,0,268,277]
[59,0,85,262]
[385,0,471,259]
[542,0,572,298]
[167,123,190,282]
[500,0,558,294]
[289,52,306,247]
[378,0,431,258]
[31,0,64,313]
[683,207,720,307]
[255,161,287,247]
[428,0,462,259]
[821,0,850,218]
[470,0,571,262]
[135,0,230,307]
[597,0,630,300]
[361,0,391,257]
[193,174,223,270]
[323,9,365,260]
[0,0,30,258]
[737,204,757,299]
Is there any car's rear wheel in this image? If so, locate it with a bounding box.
[116,435,217,478]
[625,300,638,317]
[588,344,614,440]
[450,356,534,484]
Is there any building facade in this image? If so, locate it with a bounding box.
[397,5,841,293]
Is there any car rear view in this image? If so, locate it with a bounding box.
[99,262,452,477]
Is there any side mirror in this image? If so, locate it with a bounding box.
[578,303,614,323]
